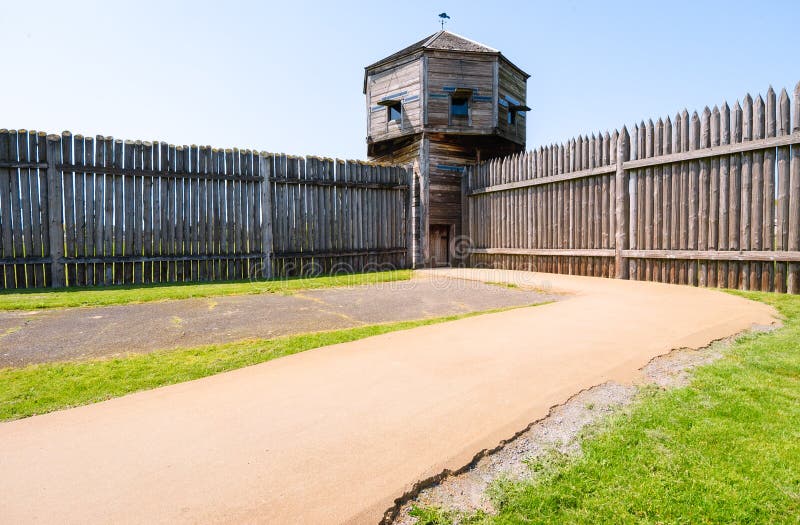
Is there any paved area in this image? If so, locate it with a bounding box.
[0,269,776,524]
[0,277,556,367]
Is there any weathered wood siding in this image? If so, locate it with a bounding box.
[0,129,411,288]
[497,59,527,145]
[425,53,496,130]
[466,82,800,294]
[427,137,471,233]
[367,56,423,143]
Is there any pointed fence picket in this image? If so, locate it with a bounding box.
[0,131,411,288]
[465,82,800,294]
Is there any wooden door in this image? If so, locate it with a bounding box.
[429,225,450,267]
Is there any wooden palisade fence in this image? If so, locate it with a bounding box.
[465,82,800,294]
[0,131,411,289]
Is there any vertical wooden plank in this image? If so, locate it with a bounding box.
[18,131,34,287]
[305,157,317,272]
[29,133,45,287]
[83,136,95,286]
[165,143,176,282]
[0,130,14,287]
[326,158,336,271]
[277,152,286,274]
[133,141,143,284]
[186,145,197,280]
[776,89,791,293]
[740,95,753,290]
[750,96,765,290]
[169,144,181,282]
[104,138,115,284]
[242,150,253,277]
[636,124,646,280]
[608,132,617,278]
[156,143,167,282]
[45,135,65,287]
[615,127,630,279]
[628,127,639,279]
[312,157,322,273]
[36,133,51,286]
[670,114,681,284]
[593,139,602,276]
[679,110,690,284]
[179,146,190,279]
[728,102,743,288]
[211,148,221,280]
[788,82,800,294]
[6,131,21,288]
[143,141,154,284]
[73,134,86,287]
[5,131,21,288]
[698,108,710,288]
[183,147,193,280]
[192,146,202,280]
[644,121,654,281]
[61,132,76,286]
[121,140,134,284]
[718,104,730,288]
[688,112,700,286]
[240,149,253,278]
[709,107,720,288]
[652,121,663,282]
[232,148,242,279]
[275,154,287,275]
[204,147,215,280]
[152,142,162,284]
[763,88,776,291]
[662,118,673,283]
[289,156,299,274]
[659,116,673,283]
[206,148,216,280]
[342,160,352,271]
[253,151,261,273]
[259,153,273,278]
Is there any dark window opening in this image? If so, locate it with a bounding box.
[388,101,402,122]
[508,109,517,125]
[451,96,469,118]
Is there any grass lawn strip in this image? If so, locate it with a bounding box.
[411,291,800,524]
[0,270,412,310]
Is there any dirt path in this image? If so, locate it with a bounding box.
[0,277,555,367]
[0,269,776,524]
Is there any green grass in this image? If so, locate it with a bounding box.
[413,291,800,524]
[486,281,520,289]
[0,305,524,421]
[0,270,412,310]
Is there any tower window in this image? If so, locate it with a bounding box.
[508,109,517,125]
[387,101,402,122]
[451,96,469,118]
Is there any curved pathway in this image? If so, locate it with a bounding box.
[0,269,776,524]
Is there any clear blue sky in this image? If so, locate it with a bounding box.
[2,0,798,160]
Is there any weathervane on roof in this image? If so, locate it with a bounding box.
[438,12,450,29]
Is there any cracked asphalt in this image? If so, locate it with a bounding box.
[0,277,557,367]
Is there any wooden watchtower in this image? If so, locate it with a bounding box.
[364,30,529,267]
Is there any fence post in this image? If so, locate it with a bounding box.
[259,152,273,279]
[614,126,630,279]
[45,135,66,288]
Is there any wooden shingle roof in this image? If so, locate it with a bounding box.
[363,31,529,94]
[366,31,498,71]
